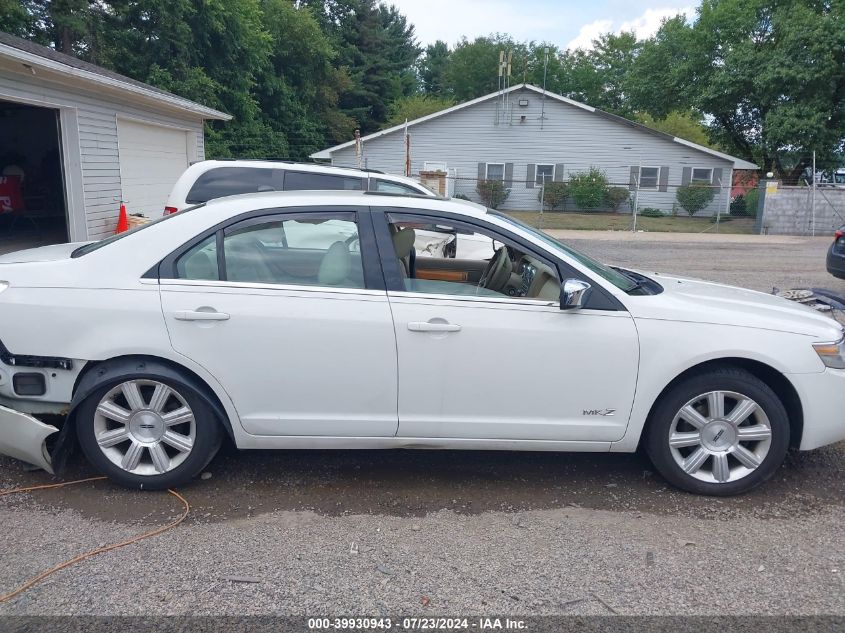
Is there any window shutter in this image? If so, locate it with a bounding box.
[478,163,486,181]
[504,162,514,188]
[681,167,692,186]
[554,163,565,182]
[629,166,638,190]
[659,166,669,192]
[526,164,536,189]
[712,167,723,186]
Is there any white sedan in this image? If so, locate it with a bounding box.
[0,191,844,495]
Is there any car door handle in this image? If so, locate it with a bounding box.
[407,321,462,333]
[174,310,230,321]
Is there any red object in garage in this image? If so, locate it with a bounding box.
[0,175,24,213]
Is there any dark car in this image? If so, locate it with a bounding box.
[827,225,845,279]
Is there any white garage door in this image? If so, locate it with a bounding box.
[118,119,190,217]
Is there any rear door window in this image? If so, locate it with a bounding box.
[283,171,364,191]
[371,179,424,195]
[186,167,284,203]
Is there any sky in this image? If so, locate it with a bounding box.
[387,0,697,50]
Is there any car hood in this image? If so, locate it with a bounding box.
[0,242,91,264]
[627,271,844,340]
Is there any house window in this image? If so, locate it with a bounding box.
[535,164,554,185]
[639,167,661,189]
[485,163,505,181]
[691,168,713,184]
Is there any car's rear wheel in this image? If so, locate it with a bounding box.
[644,367,790,496]
[76,376,222,489]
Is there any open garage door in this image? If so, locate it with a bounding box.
[118,119,190,217]
[0,100,68,253]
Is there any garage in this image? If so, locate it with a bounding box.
[0,100,68,249]
[0,31,229,252]
[117,118,190,217]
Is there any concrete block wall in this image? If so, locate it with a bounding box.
[756,183,845,236]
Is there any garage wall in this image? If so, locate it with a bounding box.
[0,62,207,240]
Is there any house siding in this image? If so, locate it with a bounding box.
[330,88,733,216]
[0,61,207,239]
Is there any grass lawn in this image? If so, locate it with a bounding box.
[505,211,756,234]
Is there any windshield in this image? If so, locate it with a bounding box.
[71,204,205,258]
[490,212,639,292]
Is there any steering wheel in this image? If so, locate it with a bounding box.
[478,246,512,293]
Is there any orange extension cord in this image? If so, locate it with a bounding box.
[0,477,190,603]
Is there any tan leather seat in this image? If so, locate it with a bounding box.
[318,241,352,286]
[391,227,416,277]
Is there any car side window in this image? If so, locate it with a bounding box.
[176,234,219,280]
[177,214,365,289]
[185,167,284,203]
[371,179,422,194]
[283,171,364,191]
[386,214,560,301]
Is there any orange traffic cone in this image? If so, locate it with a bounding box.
[115,202,129,234]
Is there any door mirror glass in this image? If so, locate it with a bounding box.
[560,279,592,310]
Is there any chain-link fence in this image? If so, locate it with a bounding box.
[416,170,755,232]
[756,182,845,236]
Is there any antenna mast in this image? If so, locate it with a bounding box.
[540,47,549,130]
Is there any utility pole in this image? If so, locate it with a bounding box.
[812,150,817,237]
[354,129,362,169]
[540,47,548,130]
[404,119,411,177]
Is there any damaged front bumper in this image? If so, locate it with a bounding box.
[0,403,59,473]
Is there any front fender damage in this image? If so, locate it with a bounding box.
[0,403,58,474]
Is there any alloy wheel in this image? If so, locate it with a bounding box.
[668,390,772,484]
[93,379,196,476]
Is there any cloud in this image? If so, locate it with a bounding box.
[618,6,695,39]
[566,20,614,51]
[567,6,695,50]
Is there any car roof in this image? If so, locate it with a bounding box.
[192,159,386,178]
[200,189,489,218]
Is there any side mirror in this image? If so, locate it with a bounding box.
[560,279,592,310]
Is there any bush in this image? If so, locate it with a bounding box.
[744,188,759,218]
[639,208,664,218]
[538,181,568,211]
[676,183,716,216]
[568,167,609,210]
[605,186,629,212]
[475,179,510,209]
[453,193,470,201]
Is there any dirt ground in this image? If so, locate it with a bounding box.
[0,231,843,617]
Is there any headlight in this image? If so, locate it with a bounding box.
[813,336,845,369]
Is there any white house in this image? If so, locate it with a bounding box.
[313,84,757,215]
[0,31,230,247]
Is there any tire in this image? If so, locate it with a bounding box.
[76,373,222,490]
[644,367,790,496]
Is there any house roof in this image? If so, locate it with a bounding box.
[0,31,231,121]
[311,83,758,170]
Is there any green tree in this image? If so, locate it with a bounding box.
[632,1,845,183]
[257,0,355,157]
[634,110,716,148]
[553,32,640,116]
[383,95,454,128]
[305,0,420,133]
[419,40,450,96]
[444,35,526,101]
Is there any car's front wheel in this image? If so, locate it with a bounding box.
[645,367,790,496]
[76,376,222,489]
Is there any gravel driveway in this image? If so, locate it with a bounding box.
[1,231,843,617]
